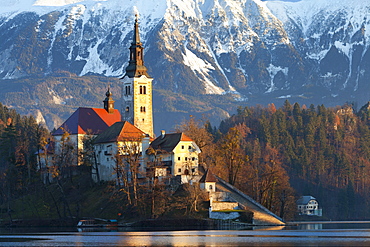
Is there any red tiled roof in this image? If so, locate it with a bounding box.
[94,121,148,144]
[179,133,193,141]
[53,107,121,136]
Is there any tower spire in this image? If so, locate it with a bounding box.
[103,86,115,114]
[121,14,154,138]
[125,14,150,78]
[133,14,140,44]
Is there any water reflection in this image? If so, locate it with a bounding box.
[297,223,323,230]
[1,222,370,246]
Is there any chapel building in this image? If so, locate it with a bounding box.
[52,88,121,165]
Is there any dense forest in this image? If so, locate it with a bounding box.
[189,100,370,220]
[0,102,50,222]
[2,100,370,224]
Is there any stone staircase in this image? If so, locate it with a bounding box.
[216,176,285,225]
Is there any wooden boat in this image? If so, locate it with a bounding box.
[77,219,118,228]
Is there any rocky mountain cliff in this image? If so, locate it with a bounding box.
[0,0,369,132]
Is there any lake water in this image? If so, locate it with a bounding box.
[1,222,370,246]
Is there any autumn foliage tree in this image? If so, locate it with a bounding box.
[212,101,370,220]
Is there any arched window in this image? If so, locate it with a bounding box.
[209,185,213,190]
[125,107,129,112]
[143,86,146,94]
[140,86,143,94]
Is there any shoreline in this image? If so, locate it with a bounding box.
[288,220,370,225]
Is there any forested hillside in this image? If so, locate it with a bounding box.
[194,100,370,220]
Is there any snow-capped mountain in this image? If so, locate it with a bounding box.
[1,0,370,130]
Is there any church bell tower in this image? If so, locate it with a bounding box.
[120,14,154,137]
[103,87,115,114]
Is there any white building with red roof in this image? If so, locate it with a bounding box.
[52,88,121,165]
[145,130,201,180]
[93,121,150,182]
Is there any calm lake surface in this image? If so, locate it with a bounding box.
[1,222,370,246]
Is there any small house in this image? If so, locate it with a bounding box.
[297,196,322,216]
[145,131,201,179]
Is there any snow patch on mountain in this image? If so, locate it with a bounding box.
[265,64,288,93]
[267,0,370,38]
[307,49,329,61]
[182,46,225,94]
[78,38,112,75]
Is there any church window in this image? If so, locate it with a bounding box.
[209,185,213,190]
[192,157,195,161]
[185,157,188,161]
[126,107,129,112]
[139,86,147,94]
[142,118,145,122]
[192,168,195,173]
[178,157,180,161]
[140,106,146,112]
[125,86,131,95]
[178,168,181,173]
[181,145,184,149]
[188,145,192,149]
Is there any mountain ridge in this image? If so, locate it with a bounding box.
[1,0,370,131]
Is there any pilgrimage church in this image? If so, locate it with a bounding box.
[51,15,201,183]
[45,14,285,225]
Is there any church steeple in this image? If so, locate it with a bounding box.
[125,14,150,78]
[103,86,115,114]
[120,14,154,138]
